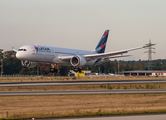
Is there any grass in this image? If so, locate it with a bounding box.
[0,76,166,82]
[2,109,166,120]
[1,83,166,92]
[0,94,166,119]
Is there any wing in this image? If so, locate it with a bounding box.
[83,44,156,61]
[57,44,156,62]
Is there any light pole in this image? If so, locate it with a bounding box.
[118,61,119,75]
[0,49,3,77]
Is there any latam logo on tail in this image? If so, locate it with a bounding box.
[96,43,106,52]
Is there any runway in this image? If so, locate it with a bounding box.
[35,113,166,120]
[1,89,166,96]
[1,79,166,87]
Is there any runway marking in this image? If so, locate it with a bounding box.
[0,89,166,96]
[1,79,166,87]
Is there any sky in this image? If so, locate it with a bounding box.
[0,0,166,60]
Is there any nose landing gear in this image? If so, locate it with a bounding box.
[50,64,59,73]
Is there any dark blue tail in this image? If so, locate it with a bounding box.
[95,30,109,53]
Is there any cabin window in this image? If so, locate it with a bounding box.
[18,49,27,51]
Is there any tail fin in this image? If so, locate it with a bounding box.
[95,30,109,53]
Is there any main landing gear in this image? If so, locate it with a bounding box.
[73,66,82,73]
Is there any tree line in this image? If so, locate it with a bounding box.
[0,51,166,76]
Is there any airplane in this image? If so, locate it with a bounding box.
[12,30,155,72]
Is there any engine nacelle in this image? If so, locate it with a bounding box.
[21,60,37,68]
[70,55,87,67]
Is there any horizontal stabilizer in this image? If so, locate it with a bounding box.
[108,55,131,59]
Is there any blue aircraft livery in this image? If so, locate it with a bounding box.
[95,30,109,54]
[94,30,109,65]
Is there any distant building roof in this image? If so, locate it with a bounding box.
[152,71,166,73]
[122,70,153,73]
[122,70,166,73]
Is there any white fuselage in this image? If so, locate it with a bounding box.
[16,44,103,66]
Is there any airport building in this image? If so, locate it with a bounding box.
[122,70,166,76]
[152,71,166,76]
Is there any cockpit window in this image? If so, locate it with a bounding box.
[18,49,26,51]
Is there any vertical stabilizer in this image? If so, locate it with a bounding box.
[95,30,109,53]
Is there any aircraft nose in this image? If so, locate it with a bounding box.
[16,52,22,59]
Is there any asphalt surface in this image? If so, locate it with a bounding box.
[1,89,166,96]
[30,113,166,120]
[1,79,166,87]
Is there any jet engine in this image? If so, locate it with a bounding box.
[70,55,87,67]
[21,60,37,68]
